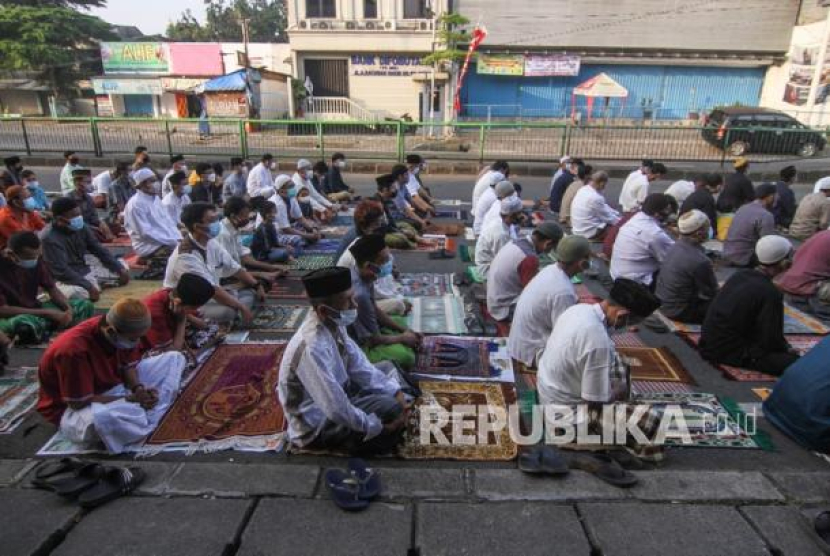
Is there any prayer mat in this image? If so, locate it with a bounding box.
[617,346,696,384]
[395,236,446,253]
[631,380,695,395]
[413,336,513,383]
[464,266,485,284]
[399,273,458,297]
[330,214,354,226]
[319,225,350,237]
[103,233,132,247]
[145,343,287,453]
[244,305,310,332]
[287,254,336,271]
[611,332,647,348]
[433,209,468,220]
[460,245,473,263]
[575,284,602,305]
[465,227,475,241]
[38,431,107,456]
[301,238,341,255]
[632,392,762,449]
[659,305,830,335]
[407,295,468,335]
[0,368,38,434]
[424,223,464,237]
[753,388,772,401]
[680,332,820,356]
[436,199,465,207]
[94,281,163,310]
[399,380,517,461]
[266,277,308,300]
[719,365,778,383]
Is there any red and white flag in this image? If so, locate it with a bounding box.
[454,25,487,114]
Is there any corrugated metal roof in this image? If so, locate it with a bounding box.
[201,69,250,92]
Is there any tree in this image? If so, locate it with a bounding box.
[1,0,106,7]
[166,0,287,43]
[421,13,471,68]
[0,4,115,96]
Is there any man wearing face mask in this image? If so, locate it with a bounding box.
[20,170,50,213]
[0,231,93,344]
[161,154,188,197]
[390,164,429,232]
[723,183,777,268]
[161,171,191,225]
[142,273,216,351]
[537,278,664,464]
[480,180,518,233]
[265,175,321,246]
[487,222,564,324]
[37,297,187,453]
[123,167,182,265]
[278,266,409,454]
[3,156,23,186]
[164,202,261,325]
[475,196,524,280]
[215,197,286,281]
[371,174,426,249]
[702,236,798,376]
[60,151,82,194]
[610,193,676,289]
[348,234,421,370]
[655,210,718,324]
[188,163,215,203]
[132,146,150,172]
[247,153,278,199]
[508,236,592,367]
[0,185,45,249]
[43,197,130,302]
[222,158,248,203]
[293,159,336,220]
[404,154,435,217]
[325,153,355,203]
[67,168,115,243]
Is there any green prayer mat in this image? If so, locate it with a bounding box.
[459,244,473,263]
[0,299,94,344]
[287,254,336,271]
[465,266,485,284]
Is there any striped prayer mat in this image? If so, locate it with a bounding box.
[658,305,829,335]
[95,281,163,310]
[399,273,458,297]
[406,295,468,334]
[244,305,310,333]
[266,278,308,300]
[287,254,336,271]
[301,238,341,255]
[0,368,38,434]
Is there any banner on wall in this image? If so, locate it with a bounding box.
[476,54,524,76]
[350,54,430,77]
[454,26,488,113]
[92,78,163,95]
[101,42,169,74]
[524,55,580,77]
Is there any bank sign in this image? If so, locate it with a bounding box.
[350,55,429,77]
[101,42,170,74]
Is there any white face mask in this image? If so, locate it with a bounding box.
[330,308,357,327]
[269,162,277,171]
[336,160,346,169]
[179,164,188,174]
[28,181,40,189]
[207,173,217,183]
[152,181,161,194]
[412,167,421,176]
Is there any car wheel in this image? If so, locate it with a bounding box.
[799,142,818,157]
[728,141,748,156]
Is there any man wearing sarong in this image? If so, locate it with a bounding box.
[278,266,408,454]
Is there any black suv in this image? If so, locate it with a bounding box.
[702,107,827,157]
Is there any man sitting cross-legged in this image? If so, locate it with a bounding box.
[278,266,409,455]
[43,197,131,302]
[142,273,217,351]
[0,231,94,344]
[124,167,182,265]
[37,298,187,453]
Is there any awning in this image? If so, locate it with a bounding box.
[198,69,253,93]
[0,79,50,92]
[573,72,628,98]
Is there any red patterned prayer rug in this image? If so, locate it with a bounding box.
[575,284,602,305]
[617,346,696,384]
[145,343,286,453]
[266,278,309,300]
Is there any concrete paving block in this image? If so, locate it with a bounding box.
[630,471,785,502]
[0,489,81,556]
[318,467,467,500]
[417,501,591,556]
[238,498,411,556]
[166,462,319,497]
[0,459,37,486]
[767,472,830,503]
[741,505,830,556]
[53,497,250,556]
[131,462,181,496]
[473,468,628,501]
[580,502,768,556]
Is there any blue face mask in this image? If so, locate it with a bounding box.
[182,185,193,196]
[114,336,139,350]
[240,233,254,247]
[22,197,37,211]
[287,187,298,198]
[68,215,85,231]
[16,258,38,270]
[378,259,394,278]
[207,221,222,238]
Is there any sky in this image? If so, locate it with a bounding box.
[91,0,206,36]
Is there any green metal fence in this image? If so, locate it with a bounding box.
[1,117,827,164]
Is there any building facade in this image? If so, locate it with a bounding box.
[286,0,450,121]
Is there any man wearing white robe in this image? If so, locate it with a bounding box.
[475,196,524,279]
[123,168,181,261]
[247,154,278,199]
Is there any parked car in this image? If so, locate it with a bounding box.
[702,107,826,157]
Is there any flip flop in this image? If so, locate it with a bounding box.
[539,446,570,476]
[78,466,146,509]
[570,453,638,488]
[347,458,382,500]
[606,448,650,471]
[518,445,545,475]
[34,457,87,481]
[815,511,830,546]
[325,469,370,512]
[39,463,105,498]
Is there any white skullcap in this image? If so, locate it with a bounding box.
[131,167,156,185]
[494,180,515,197]
[560,155,571,164]
[297,158,312,169]
[755,235,792,265]
[499,195,523,215]
[678,209,709,235]
[274,174,293,189]
[490,171,506,185]
[817,177,830,191]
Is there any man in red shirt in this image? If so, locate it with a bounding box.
[142,272,216,350]
[37,298,186,453]
[0,185,45,249]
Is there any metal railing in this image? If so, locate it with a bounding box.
[1,116,828,164]
[303,97,381,122]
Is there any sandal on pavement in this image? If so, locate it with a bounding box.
[518,446,545,475]
[539,445,570,476]
[815,511,830,545]
[38,463,105,498]
[569,453,638,488]
[34,457,87,481]
[347,458,382,500]
[605,449,651,471]
[325,469,370,512]
[78,466,146,509]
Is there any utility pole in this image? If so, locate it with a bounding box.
[239,18,251,68]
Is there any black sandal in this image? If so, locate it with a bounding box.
[36,462,105,498]
[78,466,146,509]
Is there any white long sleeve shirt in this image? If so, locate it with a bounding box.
[247,162,276,199]
[619,169,650,212]
[214,218,252,278]
[292,172,332,211]
[473,187,498,236]
[123,191,182,258]
[472,170,504,211]
[475,219,511,278]
[571,186,621,238]
[609,211,675,286]
[163,234,240,288]
[278,313,400,445]
[161,191,191,224]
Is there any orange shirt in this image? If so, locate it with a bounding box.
[0,206,45,248]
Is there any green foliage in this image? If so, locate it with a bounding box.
[421,12,471,67]
[166,0,287,43]
[0,0,106,7]
[0,4,115,94]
